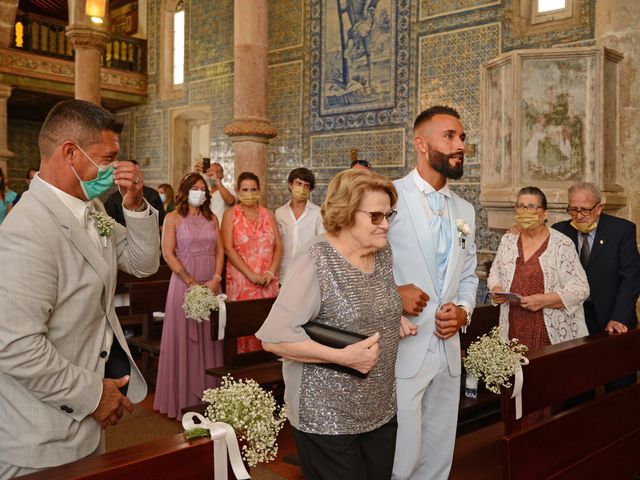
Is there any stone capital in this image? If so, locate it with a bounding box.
[224,118,278,140]
[0,149,15,159]
[0,83,12,99]
[65,25,110,52]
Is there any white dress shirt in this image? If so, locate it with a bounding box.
[275,200,325,281]
[210,186,236,225]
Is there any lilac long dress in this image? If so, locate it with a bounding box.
[154,214,223,420]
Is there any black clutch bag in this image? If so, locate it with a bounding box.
[302,321,368,378]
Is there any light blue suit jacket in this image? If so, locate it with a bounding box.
[388,173,478,379]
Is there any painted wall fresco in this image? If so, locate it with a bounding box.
[310,0,410,131]
[521,56,592,182]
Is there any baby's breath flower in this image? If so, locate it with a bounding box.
[92,211,114,238]
[203,375,286,467]
[183,285,220,323]
[464,326,528,394]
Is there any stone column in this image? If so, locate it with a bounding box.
[0,83,14,176]
[66,26,109,105]
[596,1,640,234]
[224,0,277,204]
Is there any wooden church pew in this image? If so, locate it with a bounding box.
[500,328,640,479]
[19,434,217,480]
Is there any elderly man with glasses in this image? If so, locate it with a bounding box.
[553,182,640,392]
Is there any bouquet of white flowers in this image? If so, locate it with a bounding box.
[202,375,286,467]
[464,326,528,394]
[183,285,221,323]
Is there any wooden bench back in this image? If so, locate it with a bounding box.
[501,328,640,433]
[503,383,640,480]
[116,264,172,294]
[127,280,170,315]
[460,304,500,351]
[500,328,640,479]
[210,297,277,368]
[18,433,238,480]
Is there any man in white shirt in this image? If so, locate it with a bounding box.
[275,167,325,281]
[195,160,236,223]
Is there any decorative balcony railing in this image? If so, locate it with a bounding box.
[11,14,146,73]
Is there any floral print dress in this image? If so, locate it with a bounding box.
[226,204,279,352]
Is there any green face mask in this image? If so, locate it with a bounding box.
[291,186,309,202]
[570,220,598,234]
[515,211,543,230]
[238,192,259,207]
[71,145,115,200]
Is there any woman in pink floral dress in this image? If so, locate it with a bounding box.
[221,171,282,352]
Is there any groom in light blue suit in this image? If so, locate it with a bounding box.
[389,106,478,480]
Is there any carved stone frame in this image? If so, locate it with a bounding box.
[480,46,624,230]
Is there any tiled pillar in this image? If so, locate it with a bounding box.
[224,0,277,204]
[66,26,109,105]
[0,83,14,176]
[596,2,640,229]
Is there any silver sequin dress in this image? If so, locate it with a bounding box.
[256,236,402,435]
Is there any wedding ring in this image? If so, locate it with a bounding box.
[133,176,140,185]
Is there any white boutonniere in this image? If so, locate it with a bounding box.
[92,211,114,247]
[456,219,471,249]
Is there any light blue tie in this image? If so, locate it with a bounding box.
[427,191,451,293]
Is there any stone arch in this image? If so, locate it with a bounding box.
[169,105,210,189]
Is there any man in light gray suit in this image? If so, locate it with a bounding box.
[0,100,160,478]
[389,106,478,480]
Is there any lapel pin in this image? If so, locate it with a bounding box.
[599,240,604,245]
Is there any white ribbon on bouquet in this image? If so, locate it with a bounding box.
[510,355,530,420]
[215,294,227,340]
[182,411,250,480]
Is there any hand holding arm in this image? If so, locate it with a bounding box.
[434,302,467,339]
[397,284,429,316]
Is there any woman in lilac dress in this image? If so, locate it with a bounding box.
[154,173,224,419]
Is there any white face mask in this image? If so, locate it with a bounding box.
[188,190,206,207]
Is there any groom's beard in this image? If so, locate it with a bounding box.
[428,147,464,180]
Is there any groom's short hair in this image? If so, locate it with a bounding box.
[38,99,124,157]
[414,106,460,131]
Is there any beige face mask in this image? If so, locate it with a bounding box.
[570,220,597,234]
[291,186,309,201]
[238,192,259,207]
[515,212,543,230]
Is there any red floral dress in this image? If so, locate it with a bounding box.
[226,204,279,353]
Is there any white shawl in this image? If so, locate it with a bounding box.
[487,229,590,344]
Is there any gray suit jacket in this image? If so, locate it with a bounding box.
[0,176,160,468]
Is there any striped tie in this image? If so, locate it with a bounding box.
[579,233,590,267]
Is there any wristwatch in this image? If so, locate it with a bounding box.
[457,305,471,334]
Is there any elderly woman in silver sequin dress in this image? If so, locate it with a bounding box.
[257,169,414,480]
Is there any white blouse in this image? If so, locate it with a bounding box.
[487,229,590,345]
